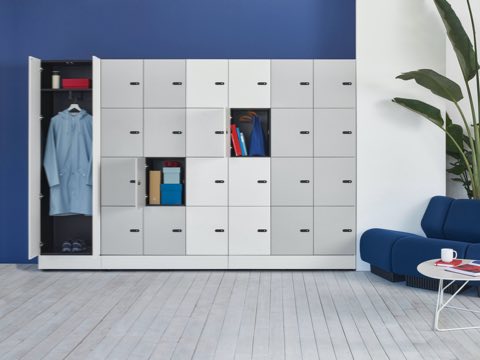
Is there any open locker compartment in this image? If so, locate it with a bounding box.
[29,57,94,257]
[145,158,186,207]
[230,109,271,157]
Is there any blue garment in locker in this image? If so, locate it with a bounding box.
[43,109,92,216]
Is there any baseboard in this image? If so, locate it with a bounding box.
[371,265,405,282]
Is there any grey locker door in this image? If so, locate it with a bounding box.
[314,158,355,206]
[271,109,313,157]
[271,60,313,108]
[271,158,313,206]
[314,207,355,255]
[314,60,356,108]
[229,207,270,255]
[101,109,143,157]
[101,158,137,206]
[271,207,313,255]
[186,207,228,255]
[101,60,143,108]
[144,207,185,255]
[186,158,228,206]
[314,109,356,157]
[144,60,186,108]
[229,158,270,206]
[101,207,143,255]
[144,109,186,157]
[186,108,227,157]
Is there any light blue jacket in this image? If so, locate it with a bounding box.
[43,109,92,216]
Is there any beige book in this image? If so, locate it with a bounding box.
[149,171,161,205]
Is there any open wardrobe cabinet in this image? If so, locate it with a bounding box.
[29,56,357,270]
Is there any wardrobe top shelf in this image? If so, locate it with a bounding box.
[41,88,92,92]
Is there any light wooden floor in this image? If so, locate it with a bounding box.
[1,266,480,360]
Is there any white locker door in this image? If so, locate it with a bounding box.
[28,56,41,259]
[186,60,228,107]
[314,108,356,157]
[186,158,228,206]
[271,60,313,108]
[101,60,143,108]
[136,158,146,208]
[144,109,186,157]
[186,108,227,157]
[314,60,356,108]
[186,207,228,255]
[229,158,270,206]
[144,60,186,108]
[229,207,270,255]
[229,60,270,108]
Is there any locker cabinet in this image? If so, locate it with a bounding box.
[101,60,143,108]
[271,60,313,108]
[186,60,228,107]
[271,207,313,255]
[101,109,143,157]
[144,60,186,108]
[314,60,356,108]
[186,108,227,157]
[314,158,355,206]
[101,158,145,207]
[144,207,185,255]
[144,109,186,157]
[186,158,228,206]
[101,207,143,255]
[229,207,270,255]
[229,158,270,206]
[229,60,270,108]
[271,158,313,206]
[271,109,313,157]
[186,207,228,255]
[314,109,356,157]
[314,207,355,255]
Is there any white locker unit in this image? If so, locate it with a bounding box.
[28,57,356,270]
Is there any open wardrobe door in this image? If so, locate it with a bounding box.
[28,56,41,259]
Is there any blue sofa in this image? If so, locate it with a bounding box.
[360,196,480,288]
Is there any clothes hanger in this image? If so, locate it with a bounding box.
[238,111,257,123]
[67,103,81,113]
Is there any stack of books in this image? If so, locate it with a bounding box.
[443,260,480,276]
[231,124,248,156]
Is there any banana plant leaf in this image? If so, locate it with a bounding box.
[396,69,463,102]
[392,98,444,126]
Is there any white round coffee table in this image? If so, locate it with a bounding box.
[417,259,480,331]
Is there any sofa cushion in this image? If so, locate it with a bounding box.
[466,243,480,259]
[443,199,480,243]
[392,236,468,277]
[421,196,453,239]
[360,228,421,272]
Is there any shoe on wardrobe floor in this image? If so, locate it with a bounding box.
[72,239,86,253]
[61,240,72,253]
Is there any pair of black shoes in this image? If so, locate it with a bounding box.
[61,239,86,253]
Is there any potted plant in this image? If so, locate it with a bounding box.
[393,0,479,199]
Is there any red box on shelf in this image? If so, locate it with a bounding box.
[62,78,91,89]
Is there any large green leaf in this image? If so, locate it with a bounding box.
[396,69,463,102]
[446,122,464,153]
[447,163,468,175]
[434,0,479,80]
[392,98,444,126]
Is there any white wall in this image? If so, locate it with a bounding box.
[446,0,480,199]
[357,0,446,270]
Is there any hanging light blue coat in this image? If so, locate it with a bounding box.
[43,109,92,216]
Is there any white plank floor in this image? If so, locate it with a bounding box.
[1,265,480,359]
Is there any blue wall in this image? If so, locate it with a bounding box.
[0,0,355,263]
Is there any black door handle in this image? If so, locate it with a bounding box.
[257,180,267,184]
[300,229,310,233]
[299,131,310,135]
[172,131,183,135]
[257,82,267,85]
[342,180,353,184]
[215,130,225,134]
[130,82,140,85]
[342,229,353,233]
[215,229,225,233]
[300,180,310,184]
[129,180,136,183]
[215,82,225,85]
[299,82,310,86]
[257,229,268,233]
[342,131,353,134]
[129,229,140,232]
[215,180,225,184]
[172,229,183,233]
[342,82,352,86]
[129,131,140,134]
[172,82,183,85]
